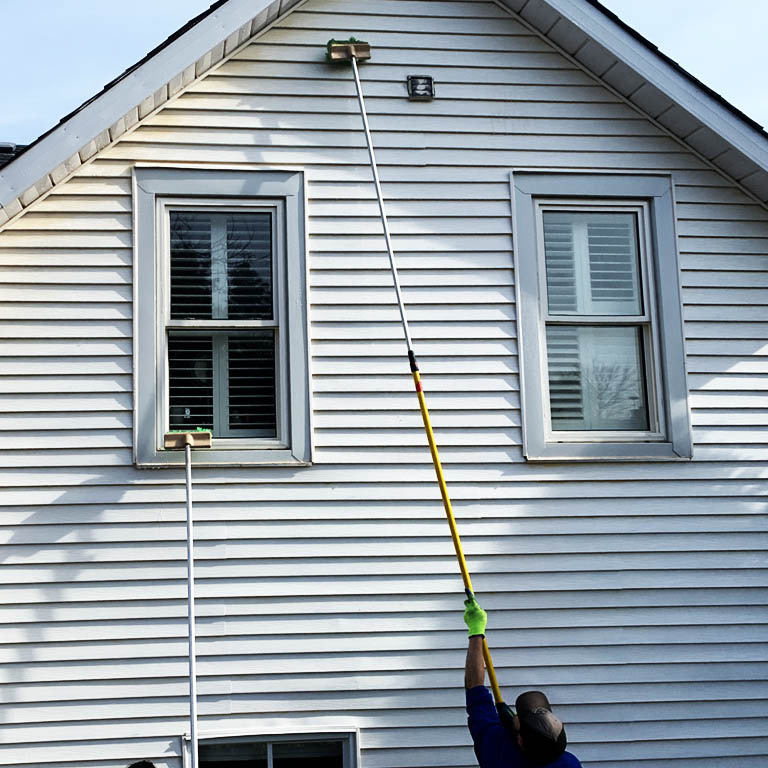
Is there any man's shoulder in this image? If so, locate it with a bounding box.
[555,751,583,767]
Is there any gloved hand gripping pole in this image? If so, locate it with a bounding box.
[337,42,504,706]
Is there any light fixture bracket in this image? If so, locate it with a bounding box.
[407,74,435,101]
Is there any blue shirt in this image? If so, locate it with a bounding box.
[466,686,582,768]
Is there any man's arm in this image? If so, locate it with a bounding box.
[463,596,488,689]
[465,634,486,688]
[464,598,513,765]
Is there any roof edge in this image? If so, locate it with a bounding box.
[542,0,768,171]
[3,0,768,222]
[585,0,766,137]
[0,0,289,210]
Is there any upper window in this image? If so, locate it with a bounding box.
[512,172,692,461]
[134,168,310,466]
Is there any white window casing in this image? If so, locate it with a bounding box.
[511,171,693,461]
[133,167,311,467]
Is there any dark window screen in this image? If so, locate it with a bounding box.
[199,739,344,768]
[199,740,267,767]
[228,333,276,434]
[167,208,277,439]
[168,331,276,438]
[170,211,272,320]
[168,335,213,431]
[274,740,343,767]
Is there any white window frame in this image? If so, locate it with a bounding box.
[511,171,693,461]
[537,201,664,441]
[133,167,311,467]
[183,728,360,768]
[160,200,285,443]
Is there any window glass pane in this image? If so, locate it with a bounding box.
[544,211,642,316]
[168,334,214,431]
[227,212,273,320]
[546,325,649,431]
[170,211,273,321]
[228,332,277,436]
[170,211,213,319]
[273,740,344,767]
[168,331,277,438]
[199,740,267,767]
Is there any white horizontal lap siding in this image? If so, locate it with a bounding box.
[676,184,768,462]
[0,0,766,766]
[0,169,133,488]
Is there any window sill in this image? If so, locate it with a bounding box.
[524,441,693,462]
[136,447,312,468]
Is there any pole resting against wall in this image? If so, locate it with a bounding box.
[164,430,212,768]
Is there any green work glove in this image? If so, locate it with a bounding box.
[463,596,487,637]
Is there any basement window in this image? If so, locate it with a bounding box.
[192,732,358,768]
[134,168,310,466]
[511,172,692,461]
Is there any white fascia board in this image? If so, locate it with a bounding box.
[541,0,768,172]
[0,0,283,209]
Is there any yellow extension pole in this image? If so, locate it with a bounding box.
[345,49,505,708]
[412,366,504,705]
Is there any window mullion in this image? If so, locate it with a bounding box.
[167,319,279,329]
[213,332,229,437]
[546,315,649,325]
[573,219,591,315]
[210,214,228,320]
[578,329,594,430]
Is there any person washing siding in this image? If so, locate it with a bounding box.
[464,597,582,768]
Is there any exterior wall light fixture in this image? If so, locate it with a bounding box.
[407,75,435,100]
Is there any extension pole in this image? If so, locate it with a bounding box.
[349,54,504,706]
[165,430,211,768]
[185,442,199,768]
[350,55,413,351]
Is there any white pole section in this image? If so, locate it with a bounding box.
[185,442,199,768]
[349,54,414,353]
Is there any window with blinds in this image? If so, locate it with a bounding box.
[541,208,654,433]
[166,210,278,439]
[511,171,691,461]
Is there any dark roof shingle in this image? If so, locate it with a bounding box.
[0,143,27,169]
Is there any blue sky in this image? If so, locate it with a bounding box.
[1,0,766,146]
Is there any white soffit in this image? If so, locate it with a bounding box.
[0,0,302,210]
[500,0,768,200]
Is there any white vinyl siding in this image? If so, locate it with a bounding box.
[0,1,766,768]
